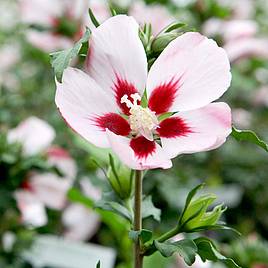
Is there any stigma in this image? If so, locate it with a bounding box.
[121,93,158,141]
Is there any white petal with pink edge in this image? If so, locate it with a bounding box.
[106,129,172,170]
[55,67,117,148]
[85,15,147,112]
[160,102,232,158]
[147,32,231,112]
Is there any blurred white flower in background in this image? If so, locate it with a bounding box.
[0,0,19,31]
[203,18,268,63]
[62,178,101,241]
[232,108,252,129]
[19,0,90,52]
[14,145,77,227]
[216,0,254,19]
[252,87,268,108]
[0,42,21,91]
[14,190,48,227]
[129,0,174,35]
[2,232,16,253]
[8,116,55,156]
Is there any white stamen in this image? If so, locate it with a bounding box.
[121,94,133,108]
[130,93,141,106]
[120,94,158,141]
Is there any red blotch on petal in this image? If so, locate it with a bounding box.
[130,136,156,159]
[94,113,130,136]
[21,180,33,191]
[148,78,182,115]
[157,117,192,138]
[113,76,139,115]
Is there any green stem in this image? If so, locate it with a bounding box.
[134,170,143,268]
[156,225,180,243]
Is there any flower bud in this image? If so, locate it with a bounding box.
[107,155,133,200]
[180,194,226,231]
[151,32,179,53]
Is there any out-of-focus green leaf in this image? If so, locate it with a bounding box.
[67,188,94,208]
[154,239,197,265]
[96,260,101,268]
[50,28,91,82]
[95,200,132,222]
[142,196,161,221]
[194,237,241,268]
[231,127,268,152]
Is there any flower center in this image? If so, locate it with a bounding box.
[121,93,158,141]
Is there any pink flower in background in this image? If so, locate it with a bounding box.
[56,15,232,170]
[8,117,55,156]
[15,147,77,226]
[14,190,48,227]
[252,87,268,107]
[203,18,268,62]
[47,146,77,179]
[203,19,258,42]
[19,0,89,52]
[216,0,254,19]
[129,1,174,35]
[62,178,101,241]
[232,108,252,129]
[224,38,268,63]
[25,147,77,210]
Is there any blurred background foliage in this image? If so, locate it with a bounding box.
[0,0,268,267]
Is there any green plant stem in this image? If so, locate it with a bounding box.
[134,170,143,268]
[156,226,180,243]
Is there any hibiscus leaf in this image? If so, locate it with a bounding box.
[231,127,268,152]
[88,8,100,27]
[190,224,241,235]
[142,196,161,221]
[129,229,153,244]
[154,239,197,265]
[194,237,241,268]
[95,200,132,222]
[50,28,91,82]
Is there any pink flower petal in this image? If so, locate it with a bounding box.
[147,32,231,112]
[55,67,117,148]
[85,15,147,110]
[106,130,172,170]
[160,102,232,158]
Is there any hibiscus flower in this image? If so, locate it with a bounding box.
[55,15,232,170]
[19,0,89,52]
